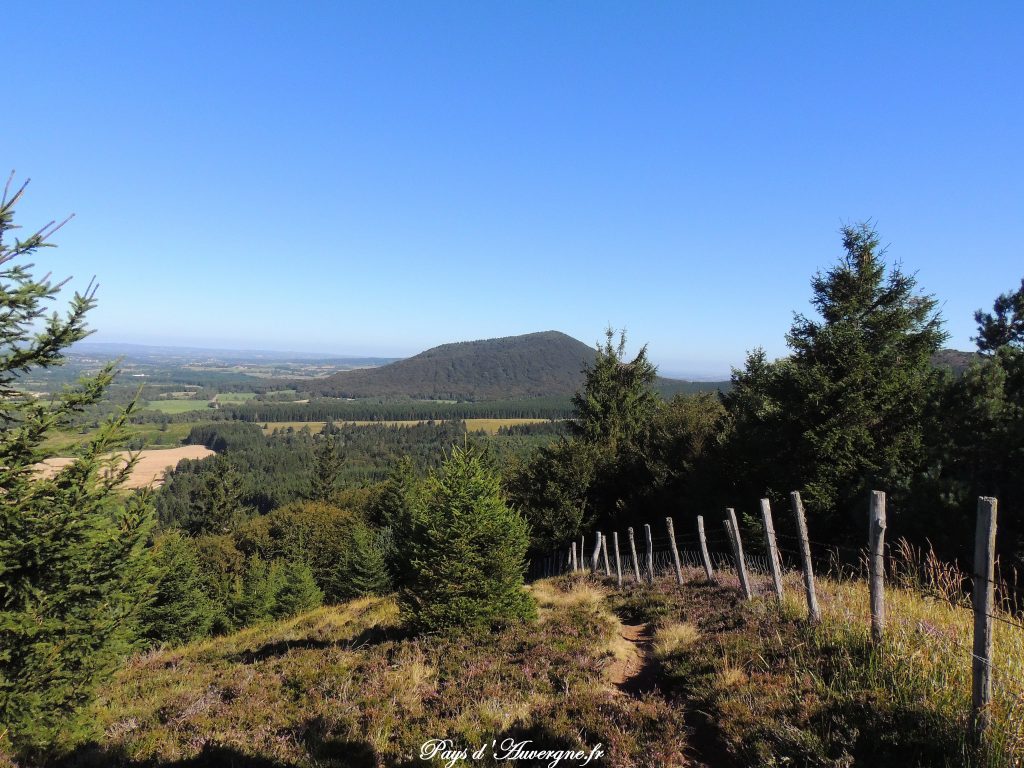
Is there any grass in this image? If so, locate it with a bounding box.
[617,557,1024,767]
[140,399,213,414]
[651,622,700,659]
[213,392,257,403]
[39,579,689,767]
[39,422,202,455]
[19,552,1023,767]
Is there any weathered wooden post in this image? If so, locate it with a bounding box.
[591,532,603,575]
[869,490,887,643]
[697,515,714,580]
[580,535,585,570]
[972,496,998,742]
[759,498,785,602]
[601,535,612,577]
[628,527,642,583]
[613,531,623,588]
[790,491,821,624]
[665,517,685,585]
[644,523,654,583]
[723,509,753,599]
[570,541,578,572]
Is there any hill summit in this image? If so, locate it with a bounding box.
[300,331,598,400]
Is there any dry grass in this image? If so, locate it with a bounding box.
[652,622,700,659]
[47,578,690,767]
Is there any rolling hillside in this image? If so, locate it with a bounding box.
[298,330,726,401]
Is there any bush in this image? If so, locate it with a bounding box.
[399,446,535,633]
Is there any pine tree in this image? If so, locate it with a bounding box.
[308,432,344,501]
[141,531,215,646]
[400,445,535,633]
[726,223,947,533]
[273,559,323,618]
[230,555,279,627]
[569,328,658,450]
[347,522,391,597]
[974,277,1024,353]
[0,176,155,754]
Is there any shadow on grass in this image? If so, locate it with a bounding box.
[53,742,303,767]
[228,623,407,664]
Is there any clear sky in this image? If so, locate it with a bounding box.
[5,2,1022,378]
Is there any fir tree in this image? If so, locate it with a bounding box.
[141,531,215,646]
[308,432,344,502]
[230,555,279,627]
[273,559,323,618]
[569,328,658,451]
[347,522,391,597]
[724,223,947,533]
[400,445,535,634]
[0,176,155,754]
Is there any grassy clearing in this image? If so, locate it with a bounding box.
[23,554,1022,766]
[212,392,257,403]
[141,399,212,414]
[39,422,202,455]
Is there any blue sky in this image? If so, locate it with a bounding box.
[5,2,1022,377]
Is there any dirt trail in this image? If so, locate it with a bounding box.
[611,619,733,766]
[609,622,660,695]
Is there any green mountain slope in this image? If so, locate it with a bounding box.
[299,330,726,401]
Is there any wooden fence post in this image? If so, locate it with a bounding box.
[644,523,654,583]
[666,517,684,585]
[570,541,578,572]
[580,535,585,570]
[601,535,612,577]
[628,527,642,583]
[972,496,998,742]
[591,532,603,575]
[790,491,821,624]
[759,498,785,602]
[869,490,887,643]
[697,515,714,580]
[613,532,623,588]
[724,508,753,599]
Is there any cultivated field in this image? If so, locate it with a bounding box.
[37,445,215,489]
[142,399,213,414]
[260,418,552,435]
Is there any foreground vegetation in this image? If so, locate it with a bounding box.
[44,581,687,767]
[14,562,1017,767]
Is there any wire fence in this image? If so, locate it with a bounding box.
[526,492,1024,756]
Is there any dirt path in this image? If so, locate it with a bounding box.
[609,622,660,695]
[611,618,734,766]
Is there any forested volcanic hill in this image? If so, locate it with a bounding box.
[297,330,718,401]
[298,331,595,400]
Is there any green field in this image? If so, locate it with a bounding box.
[40,421,206,455]
[214,392,258,403]
[142,399,213,414]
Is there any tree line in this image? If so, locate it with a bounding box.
[510,224,1024,577]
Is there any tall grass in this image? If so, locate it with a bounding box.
[809,542,1024,766]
